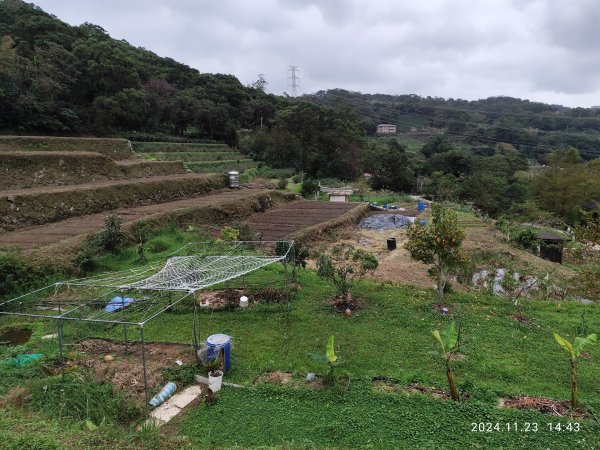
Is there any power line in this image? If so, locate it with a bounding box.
[287,65,300,97]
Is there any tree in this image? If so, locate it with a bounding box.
[300,179,319,199]
[572,205,600,300]
[249,74,267,92]
[427,172,460,201]
[531,154,600,224]
[432,321,460,401]
[421,135,452,158]
[427,149,473,177]
[459,175,511,216]
[405,204,466,307]
[553,333,597,409]
[363,140,414,192]
[316,245,378,300]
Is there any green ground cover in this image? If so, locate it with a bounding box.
[1,230,599,448]
[186,160,256,173]
[132,142,231,153]
[142,151,246,162]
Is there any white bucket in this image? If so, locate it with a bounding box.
[208,370,223,392]
[239,296,249,308]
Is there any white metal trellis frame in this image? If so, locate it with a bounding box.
[0,240,295,403]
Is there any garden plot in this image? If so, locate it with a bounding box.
[248,200,361,240]
[70,338,196,401]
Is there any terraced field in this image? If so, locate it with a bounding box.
[0,188,271,250]
[0,136,368,267]
[131,141,257,173]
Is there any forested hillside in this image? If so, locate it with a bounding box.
[0,0,290,144]
[305,89,600,162]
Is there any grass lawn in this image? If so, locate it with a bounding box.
[1,233,599,448]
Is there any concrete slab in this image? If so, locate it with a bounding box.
[172,385,202,409]
[149,403,181,423]
[145,384,204,428]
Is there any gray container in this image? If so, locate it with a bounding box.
[228,171,240,188]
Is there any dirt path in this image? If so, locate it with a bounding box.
[0,173,211,198]
[0,189,268,250]
[248,200,361,240]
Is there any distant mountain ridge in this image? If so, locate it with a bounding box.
[304,89,600,161]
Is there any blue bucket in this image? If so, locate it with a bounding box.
[207,333,231,371]
[417,201,425,212]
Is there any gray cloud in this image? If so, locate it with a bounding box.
[33,0,600,106]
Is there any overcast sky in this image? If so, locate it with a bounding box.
[33,0,600,107]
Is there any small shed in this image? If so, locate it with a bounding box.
[326,188,353,202]
[537,231,566,264]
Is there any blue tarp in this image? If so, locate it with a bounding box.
[105,296,135,313]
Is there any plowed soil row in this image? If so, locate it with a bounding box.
[249,201,360,240]
[0,172,208,197]
[0,189,268,250]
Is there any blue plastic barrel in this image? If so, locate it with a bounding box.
[383,203,388,210]
[207,333,231,371]
[417,201,425,212]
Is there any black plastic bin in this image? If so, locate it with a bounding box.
[387,238,397,251]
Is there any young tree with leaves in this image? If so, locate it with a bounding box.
[316,245,378,300]
[405,204,466,307]
[553,333,597,409]
[307,335,338,386]
[432,322,460,401]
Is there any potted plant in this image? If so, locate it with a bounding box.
[208,368,224,393]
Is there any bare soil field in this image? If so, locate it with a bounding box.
[248,200,361,240]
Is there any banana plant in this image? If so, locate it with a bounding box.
[432,322,460,401]
[553,332,597,409]
[307,335,338,386]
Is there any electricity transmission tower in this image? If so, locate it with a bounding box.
[287,65,300,97]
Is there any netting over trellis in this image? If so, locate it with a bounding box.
[69,255,283,292]
[0,241,294,325]
[0,240,294,403]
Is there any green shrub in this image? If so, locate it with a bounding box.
[277,177,288,190]
[510,227,539,250]
[236,222,257,241]
[0,248,51,298]
[300,179,319,198]
[220,226,239,241]
[74,240,100,274]
[94,214,128,253]
[292,173,303,183]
